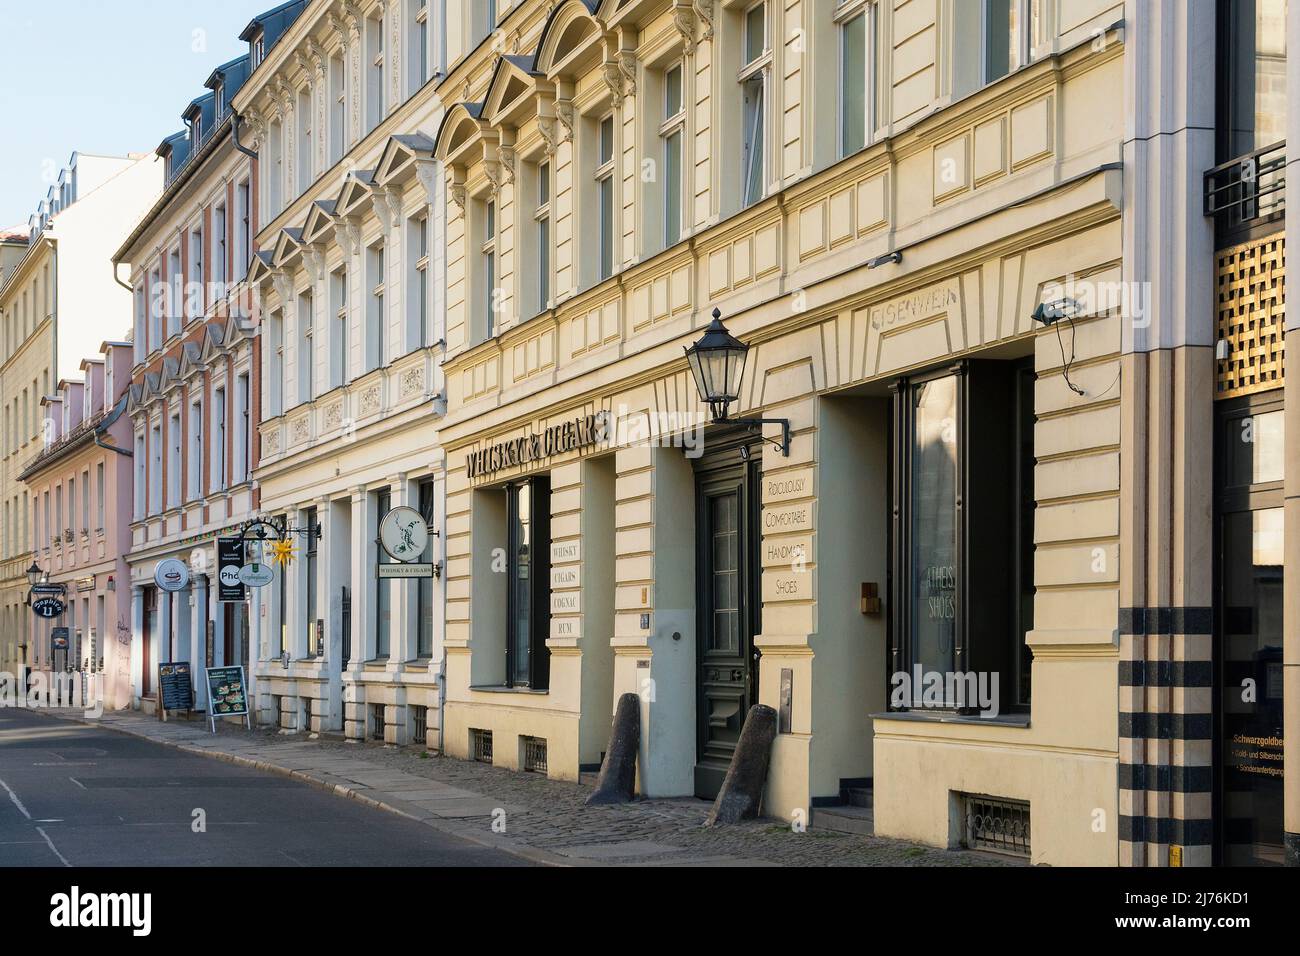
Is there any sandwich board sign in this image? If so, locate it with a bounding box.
[204,665,251,732]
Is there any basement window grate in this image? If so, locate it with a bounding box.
[522,736,548,774]
[471,728,493,763]
[412,706,428,745]
[301,696,312,732]
[370,704,386,741]
[963,794,1030,858]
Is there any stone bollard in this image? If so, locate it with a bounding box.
[585,692,641,805]
[705,704,778,827]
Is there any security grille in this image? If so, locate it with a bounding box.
[370,704,386,741]
[963,794,1030,858]
[1216,236,1286,399]
[522,736,548,774]
[470,728,493,763]
[412,705,428,745]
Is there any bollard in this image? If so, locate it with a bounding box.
[705,704,778,826]
[585,692,641,805]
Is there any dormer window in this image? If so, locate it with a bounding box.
[192,115,202,145]
[252,32,266,68]
[215,82,225,121]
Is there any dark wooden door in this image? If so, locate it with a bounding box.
[694,441,762,799]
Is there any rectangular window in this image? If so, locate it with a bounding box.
[331,268,348,388]
[297,289,314,406]
[167,247,182,336]
[304,507,319,656]
[214,203,227,288]
[167,413,182,509]
[661,63,686,247]
[417,478,435,658]
[95,462,104,529]
[410,0,430,95]
[596,114,615,281]
[269,310,285,416]
[839,3,873,157]
[889,359,1035,714]
[269,118,283,216]
[375,488,392,659]
[367,244,385,370]
[482,200,497,338]
[331,54,347,164]
[188,400,203,501]
[149,423,162,514]
[507,477,551,689]
[410,215,429,352]
[212,386,227,491]
[367,12,385,133]
[189,227,204,318]
[298,89,312,195]
[535,161,551,314]
[983,0,1035,85]
[235,372,250,482]
[134,285,146,361]
[134,432,146,518]
[236,180,251,281]
[739,2,769,208]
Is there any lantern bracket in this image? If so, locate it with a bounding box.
[719,414,791,457]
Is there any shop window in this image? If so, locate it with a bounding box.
[507,477,551,689]
[889,359,1034,714]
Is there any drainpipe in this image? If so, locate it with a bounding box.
[94,395,133,458]
[232,111,258,160]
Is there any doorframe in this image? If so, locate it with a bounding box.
[692,426,764,796]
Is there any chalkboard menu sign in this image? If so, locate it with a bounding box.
[205,665,249,730]
[157,662,194,717]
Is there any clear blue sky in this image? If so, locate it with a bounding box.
[0,0,277,228]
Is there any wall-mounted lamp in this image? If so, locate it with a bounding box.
[685,309,791,456]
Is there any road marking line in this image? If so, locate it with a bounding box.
[35,827,71,867]
[0,777,32,820]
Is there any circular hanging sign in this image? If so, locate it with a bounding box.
[379,507,430,563]
[154,559,190,593]
[32,597,66,620]
[219,564,242,589]
[238,564,275,588]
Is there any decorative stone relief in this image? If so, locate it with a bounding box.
[359,384,381,417]
[400,365,425,399]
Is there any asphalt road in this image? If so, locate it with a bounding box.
[0,708,529,867]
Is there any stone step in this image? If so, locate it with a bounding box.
[844,786,873,809]
[811,804,875,836]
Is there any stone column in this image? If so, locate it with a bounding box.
[1118,0,1217,867]
[192,574,209,710]
[130,584,144,706]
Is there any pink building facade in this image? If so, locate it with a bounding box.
[19,342,136,710]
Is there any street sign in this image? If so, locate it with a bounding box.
[238,563,275,588]
[379,506,430,562]
[31,583,66,595]
[154,558,190,593]
[32,597,66,620]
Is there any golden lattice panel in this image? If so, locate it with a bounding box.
[1216,236,1286,399]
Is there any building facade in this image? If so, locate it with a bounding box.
[113,7,297,712]
[0,152,161,681]
[234,0,455,743]
[18,343,136,710]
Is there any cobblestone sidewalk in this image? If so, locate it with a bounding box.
[34,708,1013,867]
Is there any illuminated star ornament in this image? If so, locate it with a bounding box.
[269,538,297,567]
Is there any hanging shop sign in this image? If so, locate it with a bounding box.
[238,563,275,588]
[217,537,247,602]
[51,628,70,651]
[154,558,190,593]
[379,506,430,562]
[377,563,436,579]
[465,411,609,479]
[32,597,66,620]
